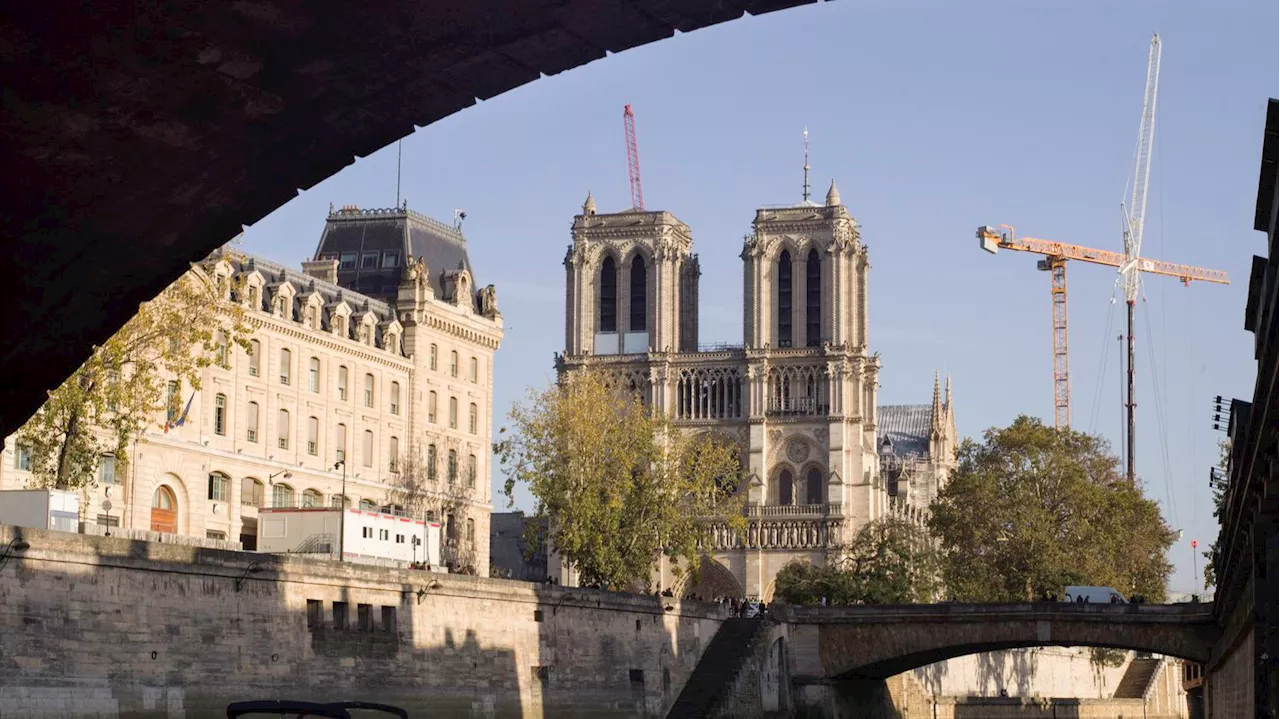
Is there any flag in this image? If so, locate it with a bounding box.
[173,392,195,428]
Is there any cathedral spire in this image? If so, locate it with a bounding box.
[582,191,597,216]
[945,374,952,409]
[802,127,811,203]
[932,371,944,433]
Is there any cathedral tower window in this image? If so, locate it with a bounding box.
[599,256,617,333]
[806,249,821,347]
[778,468,794,506]
[777,250,793,347]
[806,467,823,505]
[629,255,647,331]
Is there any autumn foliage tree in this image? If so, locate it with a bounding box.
[928,415,1174,603]
[774,516,943,605]
[495,369,745,591]
[17,261,251,491]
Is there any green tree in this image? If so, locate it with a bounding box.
[495,369,745,591]
[774,516,943,605]
[16,262,250,491]
[928,416,1174,603]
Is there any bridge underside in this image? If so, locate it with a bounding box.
[0,0,813,435]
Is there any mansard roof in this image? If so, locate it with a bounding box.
[312,204,474,301]
[215,250,395,324]
[877,404,933,458]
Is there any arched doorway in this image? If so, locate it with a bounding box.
[150,485,177,534]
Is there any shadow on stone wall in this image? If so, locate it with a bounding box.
[0,525,705,718]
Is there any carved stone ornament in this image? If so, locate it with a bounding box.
[786,438,809,464]
[768,429,783,444]
[813,428,829,444]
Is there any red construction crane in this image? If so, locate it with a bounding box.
[623,104,644,210]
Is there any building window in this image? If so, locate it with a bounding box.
[339,252,357,270]
[449,397,458,429]
[99,454,117,485]
[242,477,263,507]
[465,518,475,544]
[305,305,317,329]
[166,380,181,423]
[335,315,347,338]
[14,443,32,471]
[469,403,478,434]
[447,450,457,484]
[362,430,374,468]
[388,436,399,472]
[358,603,374,631]
[362,526,373,539]
[427,444,438,480]
[277,409,290,450]
[247,285,260,310]
[467,454,476,489]
[246,401,259,443]
[599,256,617,332]
[364,373,374,408]
[429,391,438,423]
[806,248,821,347]
[630,255,647,331]
[215,331,228,365]
[806,467,823,505]
[338,365,348,400]
[470,357,479,383]
[208,472,229,502]
[430,344,438,370]
[214,393,227,436]
[207,530,227,541]
[307,416,319,456]
[248,340,260,376]
[272,483,294,508]
[390,381,400,415]
[279,347,292,385]
[777,250,793,348]
[360,499,377,512]
[302,489,322,508]
[309,357,320,392]
[450,351,458,378]
[778,469,794,506]
[331,494,347,509]
[333,601,349,630]
[336,423,347,463]
[361,252,379,269]
[395,534,405,545]
[382,251,400,268]
[379,528,389,541]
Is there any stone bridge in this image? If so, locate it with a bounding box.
[774,602,1218,680]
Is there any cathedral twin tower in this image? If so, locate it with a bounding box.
[558,181,954,599]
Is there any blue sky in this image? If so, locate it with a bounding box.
[240,0,1278,594]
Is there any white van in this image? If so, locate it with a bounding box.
[1063,586,1127,604]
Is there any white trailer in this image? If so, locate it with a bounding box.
[0,489,80,533]
[258,507,441,566]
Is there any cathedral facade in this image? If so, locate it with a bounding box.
[556,183,956,600]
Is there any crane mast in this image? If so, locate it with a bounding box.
[623,104,645,211]
[1121,33,1162,486]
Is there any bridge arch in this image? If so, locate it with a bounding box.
[672,556,745,600]
[776,602,1218,680]
[2,1,822,435]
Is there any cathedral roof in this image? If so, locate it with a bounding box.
[312,204,475,302]
[877,404,933,458]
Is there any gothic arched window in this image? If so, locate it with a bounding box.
[806,248,821,347]
[806,467,823,505]
[629,255,647,332]
[778,468,794,506]
[599,256,617,333]
[777,250,793,347]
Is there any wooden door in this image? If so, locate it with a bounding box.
[150,486,177,534]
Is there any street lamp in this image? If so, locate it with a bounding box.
[333,460,346,561]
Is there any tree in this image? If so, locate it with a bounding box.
[1203,439,1231,590]
[495,369,745,591]
[16,262,250,491]
[774,516,943,606]
[385,442,483,572]
[928,416,1174,603]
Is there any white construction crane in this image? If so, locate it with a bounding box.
[1120,33,1162,486]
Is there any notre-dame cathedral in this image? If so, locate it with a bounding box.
[554,181,956,600]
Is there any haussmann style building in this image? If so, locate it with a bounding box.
[554,182,956,599]
[1,204,503,576]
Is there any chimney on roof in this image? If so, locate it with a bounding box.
[302,258,339,283]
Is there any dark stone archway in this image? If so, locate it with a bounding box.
[0,0,817,434]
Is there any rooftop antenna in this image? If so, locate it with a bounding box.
[802,127,811,203]
[395,140,403,207]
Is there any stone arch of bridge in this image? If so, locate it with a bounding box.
[672,556,745,601]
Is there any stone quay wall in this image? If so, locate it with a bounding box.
[0,525,726,718]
